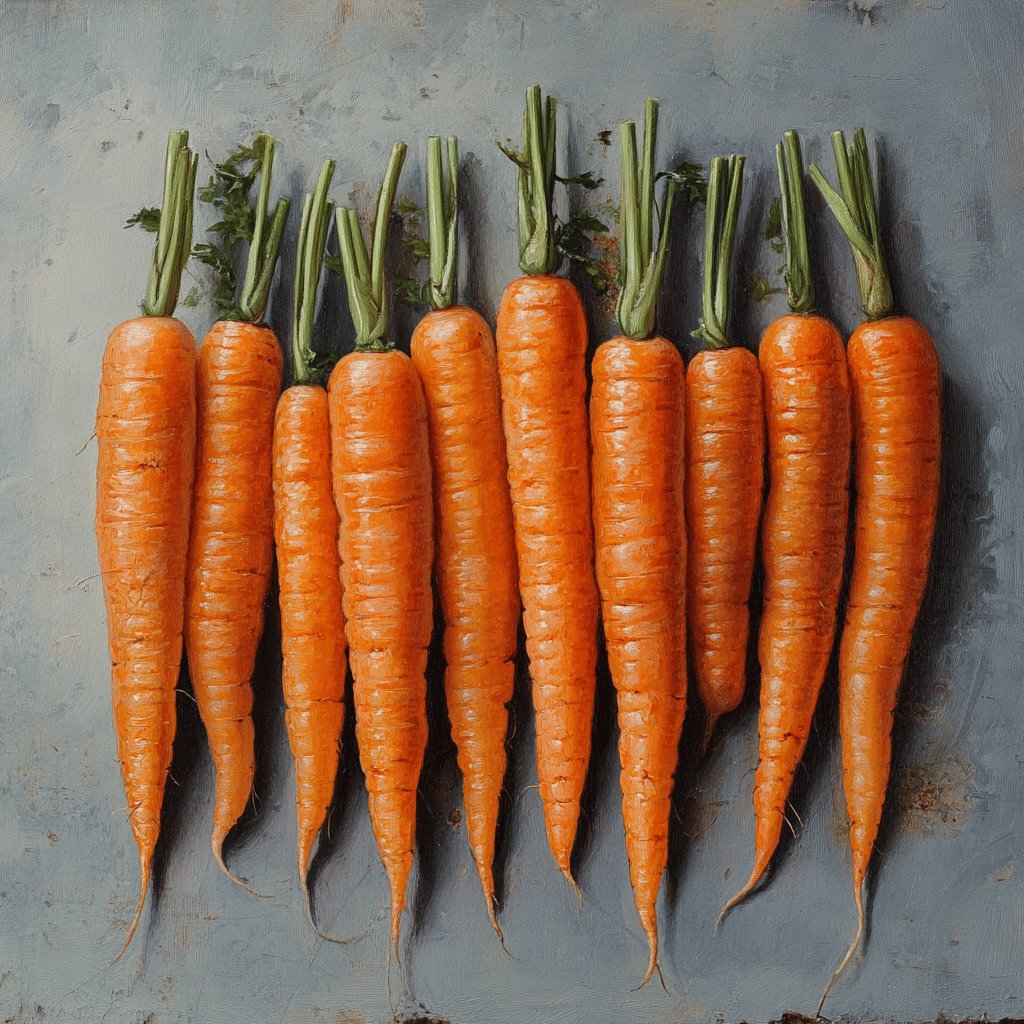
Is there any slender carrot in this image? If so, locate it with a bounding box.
[271,160,349,939]
[720,132,852,920]
[687,154,765,748]
[590,100,686,987]
[327,143,433,975]
[97,130,198,959]
[409,137,519,942]
[495,86,599,889]
[811,129,941,1013]
[184,134,288,891]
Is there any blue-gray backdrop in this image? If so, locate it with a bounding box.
[1,1,1021,1022]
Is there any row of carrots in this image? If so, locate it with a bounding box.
[95,88,940,1014]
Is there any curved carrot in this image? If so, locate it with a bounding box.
[722,133,851,919]
[686,154,764,748]
[811,130,940,1013]
[409,138,519,941]
[590,101,686,987]
[97,130,198,959]
[496,86,598,887]
[271,160,348,939]
[185,134,289,888]
[328,144,432,970]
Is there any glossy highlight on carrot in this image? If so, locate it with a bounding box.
[686,154,764,750]
[811,129,941,1013]
[590,101,686,987]
[496,86,598,888]
[410,137,519,943]
[721,132,852,921]
[97,130,198,960]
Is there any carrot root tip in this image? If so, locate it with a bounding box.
[213,843,270,899]
[816,883,866,1018]
[301,876,355,945]
[108,854,151,967]
[562,867,583,909]
[702,715,719,756]
[717,865,764,929]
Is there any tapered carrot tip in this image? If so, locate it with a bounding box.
[299,871,353,946]
[213,837,269,898]
[109,848,152,967]
[717,862,766,928]
[561,866,584,909]
[702,714,720,756]
[632,928,659,991]
[816,881,866,1017]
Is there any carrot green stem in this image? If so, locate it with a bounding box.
[776,130,814,314]
[693,154,745,350]
[336,142,407,351]
[291,159,336,385]
[507,85,558,276]
[142,130,198,318]
[427,136,459,310]
[808,128,893,320]
[237,134,291,323]
[615,99,679,340]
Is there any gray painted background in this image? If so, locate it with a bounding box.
[1,1,1021,1022]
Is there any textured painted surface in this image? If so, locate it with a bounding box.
[0,1,1022,1022]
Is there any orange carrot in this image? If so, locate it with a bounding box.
[184,134,289,889]
[811,130,941,1013]
[721,132,851,920]
[97,130,198,959]
[409,137,519,941]
[686,154,765,748]
[328,143,433,972]
[590,100,686,986]
[271,160,349,938]
[495,86,599,888]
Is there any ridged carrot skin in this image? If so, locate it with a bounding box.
[96,315,196,948]
[496,274,598,883]
[327,349,433,954]
[410,307,519,936]
[272,384,347,885]
[685,347,765,737]
[729,314,851,905]
[185,319,282,878]
[590,335,686,984]
[841,315,940,906]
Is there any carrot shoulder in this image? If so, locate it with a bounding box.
[722,132,851,918]
[496,86,598,886]
[409,137,519,941]
[811,129,941,1013]
[97,130,198,959]
[185,135,289,887]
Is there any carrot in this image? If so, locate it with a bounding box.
[686,154,765,748]
[327,143,432,975]
[810,129,941,1013]
[590,100,686,987]
[270,159,350,939]
[184,134,289,890]
[97,130,198,959]
[495,86,600,888]
[720,132,852,920]
[409,137,519,942]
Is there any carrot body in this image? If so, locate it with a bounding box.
[685,347,764,738]
[96,316,197,948]
[272,384,347,883]
[496,274,598,882]
[841,315,940,904]
[410,307,519,934]
[328,349,433,953]
[185,320,282,875]
[591,335,686,983]
[725,314,851,910]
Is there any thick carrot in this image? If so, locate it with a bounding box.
[721,132,851,919]
[271,160,349,938]
[495,86,599,887]
[590,101,686,987]
[409,137,519,941]
[184,134,289,889]
[686,154,765,747]
[97,130,198,959]
[328,143,432,971]
[811,130,941,1013]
